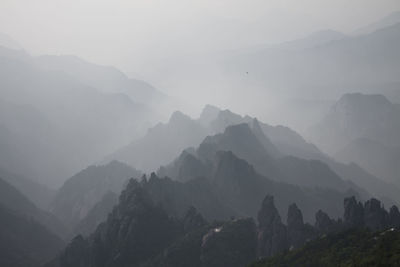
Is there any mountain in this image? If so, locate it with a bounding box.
[108,105,318,174]
[229,23,400,96]
[0,33,22,50]
[109,105,398,205]
[0,177,67,238]
[35,54,168,112]
[50,161,141,231]
[106,111,208,172]
[309,93,400,153]
[0,205,65,267]
[51,178,184,267]
[222,22,400,130]
[164,123,361,196]
[73,191,118,237]
[0,167,55,209]
[160,138,358,222]
[0,45,159,187]
[354,10,400,35]
[50,177,399,267]
[276,29,346,51]
[308,93,400,187]
[336,138,400,186]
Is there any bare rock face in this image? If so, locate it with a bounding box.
[286,203,315,249]
[389,205,400,228]
[257,195,288,257]
[315,210,336,234]
[344,196,364,228]
[363,198,388,231]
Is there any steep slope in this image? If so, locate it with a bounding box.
[141,173,234,221]
[0,45,158,187]
[54,179,183,267]
[335,138,400,186]
[51,161,141,230]
[0,205,65,267]
[199,124,356,193]
[73,191,118,237]
[0,177,67,238]
[308,93,400,188]
[309,93,400,154]
[199,123,279,177]
[107,111,208,172]
[0,167,55,209]
[35,54,167,111]
[160,146,355,222]
[112,105,398,205]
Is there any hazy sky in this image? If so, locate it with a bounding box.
[1,0,399,65]
[1,0,399,115]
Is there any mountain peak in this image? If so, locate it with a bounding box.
[354,10,400,35]
[198,104,221,126]
[169,110,192,124]
[334,93,392,114]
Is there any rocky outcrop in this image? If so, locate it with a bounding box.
[363,198,388,231]
[389,205,400,228]
[257,195,288,257]
[343,196,397,231]
[286,203,316,249]
[344,196,364,228]
[52,191,400,267]
[315,210,337,234]
[51,161,141,230]
[58,179,182,267]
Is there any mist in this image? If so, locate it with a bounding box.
[1,1,400,267]
[1,0,400,116]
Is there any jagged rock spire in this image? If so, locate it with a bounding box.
[257,195,288,257]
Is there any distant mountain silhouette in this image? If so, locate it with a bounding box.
[274,29,346,50]
[106,111,208,172]
[336,138,400,187]
[0,167,55,209]
[35,54,168,112]
[0,45,159,186]
[309,93,400,188]
[222,22,400,130]
[227,23,400,99]
[309,93,400,152]
[353,10,400,35]
[0,177,67,239]
[109,105,399,205]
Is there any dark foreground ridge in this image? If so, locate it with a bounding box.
[46,175,400,267]
[250,228,400,267]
